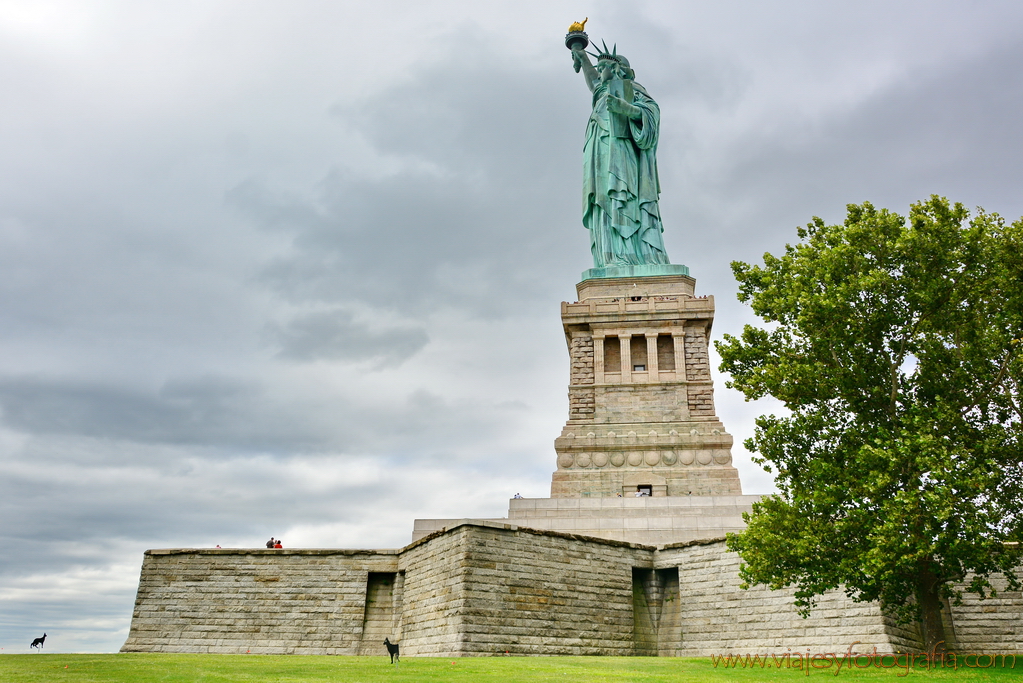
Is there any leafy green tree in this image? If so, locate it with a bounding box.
[719,196,1023,652]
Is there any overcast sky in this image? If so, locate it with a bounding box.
[2,0,1023,653]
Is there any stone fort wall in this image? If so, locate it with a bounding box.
[120,548,399,654]
[122,522,1023,656]
[663,541,924,655]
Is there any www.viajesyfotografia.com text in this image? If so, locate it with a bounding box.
[710,642,1015,676]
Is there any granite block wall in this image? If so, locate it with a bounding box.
[121,548,398,655]
[121,524,1023,657]
[950,572,1023,653]
[454,525,651,655]
[398,526,472,656]
[656,540,922,656]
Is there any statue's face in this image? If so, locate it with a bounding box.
[598,59,617,81]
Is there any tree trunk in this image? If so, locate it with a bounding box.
[916,566,949,654]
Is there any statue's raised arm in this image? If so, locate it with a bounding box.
[566,19,598,92]
[571,48,600,92]
[564,22,672,271]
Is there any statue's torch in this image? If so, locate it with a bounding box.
[565,18,589,51]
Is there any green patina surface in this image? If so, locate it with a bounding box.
[569,40,687,279]
[581,263,690,281]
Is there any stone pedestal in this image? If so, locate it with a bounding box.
[413,273,750,546]
[551,274,743,498]
[412,495,760,546]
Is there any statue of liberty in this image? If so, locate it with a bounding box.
[568,31,671,270]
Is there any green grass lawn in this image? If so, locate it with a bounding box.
[0,654,1019,683]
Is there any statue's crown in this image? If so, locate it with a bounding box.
[588,40,624,64]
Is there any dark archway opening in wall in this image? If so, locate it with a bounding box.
[633,567,681,656]
[358,572,403,655]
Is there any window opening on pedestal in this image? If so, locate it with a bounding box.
[631,335,647,370]
[633,364,646,371]
[604,336,622,373]
[637,485,652,497]
[656,334,675,371]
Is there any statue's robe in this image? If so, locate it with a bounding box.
[582,81,670,268]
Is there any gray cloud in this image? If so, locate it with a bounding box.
[0,375,289,450]
[676,34,1023,266]
[0,371,534,463]
[227,42,588,319]
[268,308,429,366]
